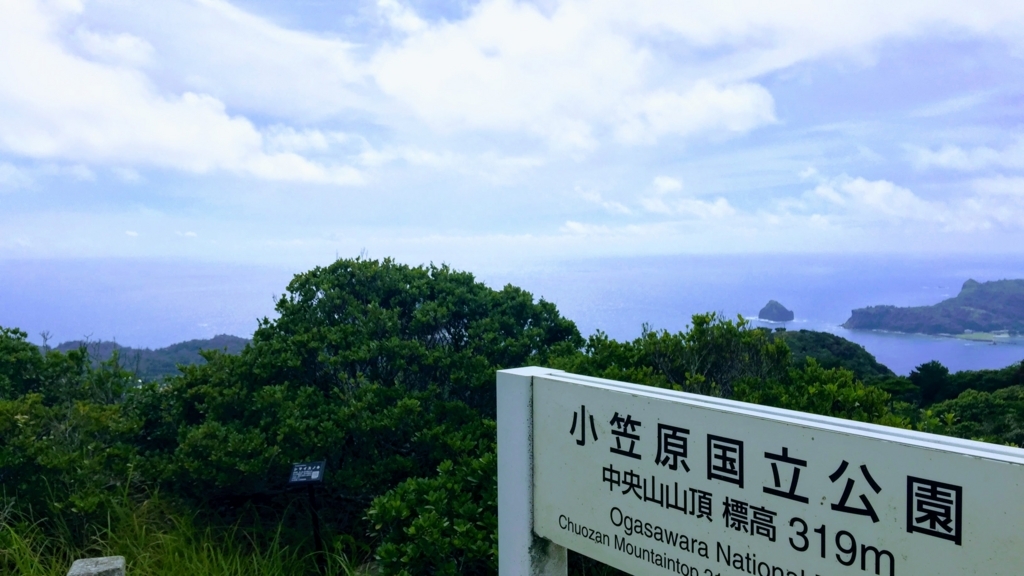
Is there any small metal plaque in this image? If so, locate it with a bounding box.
[289,461,326,484]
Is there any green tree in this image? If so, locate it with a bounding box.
[734,358,907,427]
[773,329,895,383]
[551,313,791,398]
[368,449,497,575]
[0,326,138,541]
[246,257,581,415]
[637,314,790,396]
[911,360,952,405]
[924,386,1024,446]
[120,258,582,568]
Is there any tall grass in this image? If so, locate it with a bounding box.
[0,494,364,576]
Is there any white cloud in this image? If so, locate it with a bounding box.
[83,0,369,122]
[608,0,1024,81]
[675,197,736,219]
[840,177,943,220]
[641,175,734,219]
[371,0,1024,149]
[75,29,154,67]
[369,0,1024,149]
[911,92,991,118]
[113,167,141,182]
[0,0,363,185]
[578,187,632,215]
[5,0,1024,179]
[357,146,457,169]
[5,0,1024,266]
[371,0,634,149]
[377,0,427,34]
[262,127,354,154]
[62,164,95,181]
[641,194,735,219]
[810,183,846,205]
[0,162,32,189]
[652,176,683,194]
[809,175,946,222]
[801,173,1024,232]
[966,177,1024,228]
[370,2,780,149]
[125,230,138,236]
[8,0,1024,150]
[562,220,611,235]
[356,145,544,183]
[616,82,776,144]
[910,140,1024,171]
[972,176,1024,196]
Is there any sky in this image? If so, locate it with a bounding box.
[2,0,1024,273]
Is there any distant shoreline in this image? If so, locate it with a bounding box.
[750,315,1024,347]
[951,332,1023,344]
[843,328,1024,345]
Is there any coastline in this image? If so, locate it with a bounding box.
[842,327,1024,345]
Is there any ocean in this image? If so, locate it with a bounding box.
[487,254,1024,376]
[2,255,1024,376]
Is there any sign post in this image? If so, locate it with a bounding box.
[498,367,1024,576]
[290,461,327,575]
[498,367,568,576]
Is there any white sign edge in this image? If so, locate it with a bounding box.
[537,371,1024,465]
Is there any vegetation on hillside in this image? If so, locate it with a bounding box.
[843,278,1024,334]
[772,328,895,382]
[49,335,250,381]
[3,257,1023,575]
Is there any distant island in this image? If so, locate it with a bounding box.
[48,334,249,380]
[759,300,794,322]
[843,279,1024,336]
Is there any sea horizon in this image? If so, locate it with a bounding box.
[3,253,1024,376]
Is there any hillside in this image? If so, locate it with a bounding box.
[50,334,249,380]
[772,329,895,382]
[842,279,1024,335]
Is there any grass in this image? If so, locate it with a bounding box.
[0,494,364,576]
[955,332,998,342]
[952,332,1020,342]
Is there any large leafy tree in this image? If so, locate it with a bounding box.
[245,257,582,414]
[125,258,582,565]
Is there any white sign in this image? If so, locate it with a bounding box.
[528,371,1024,576]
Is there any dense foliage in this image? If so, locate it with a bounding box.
[3,257,1023,576]
[2,258,581,574]
[0,326,137,528]
[923,386,1024,445]
[550,314,790,397]
[909,359,1024,405]
[773,329,895,382]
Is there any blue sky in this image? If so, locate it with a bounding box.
[2,0,1024,273]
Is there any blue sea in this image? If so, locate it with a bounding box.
[489,254,1024,376]
[2,255,1024,376]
